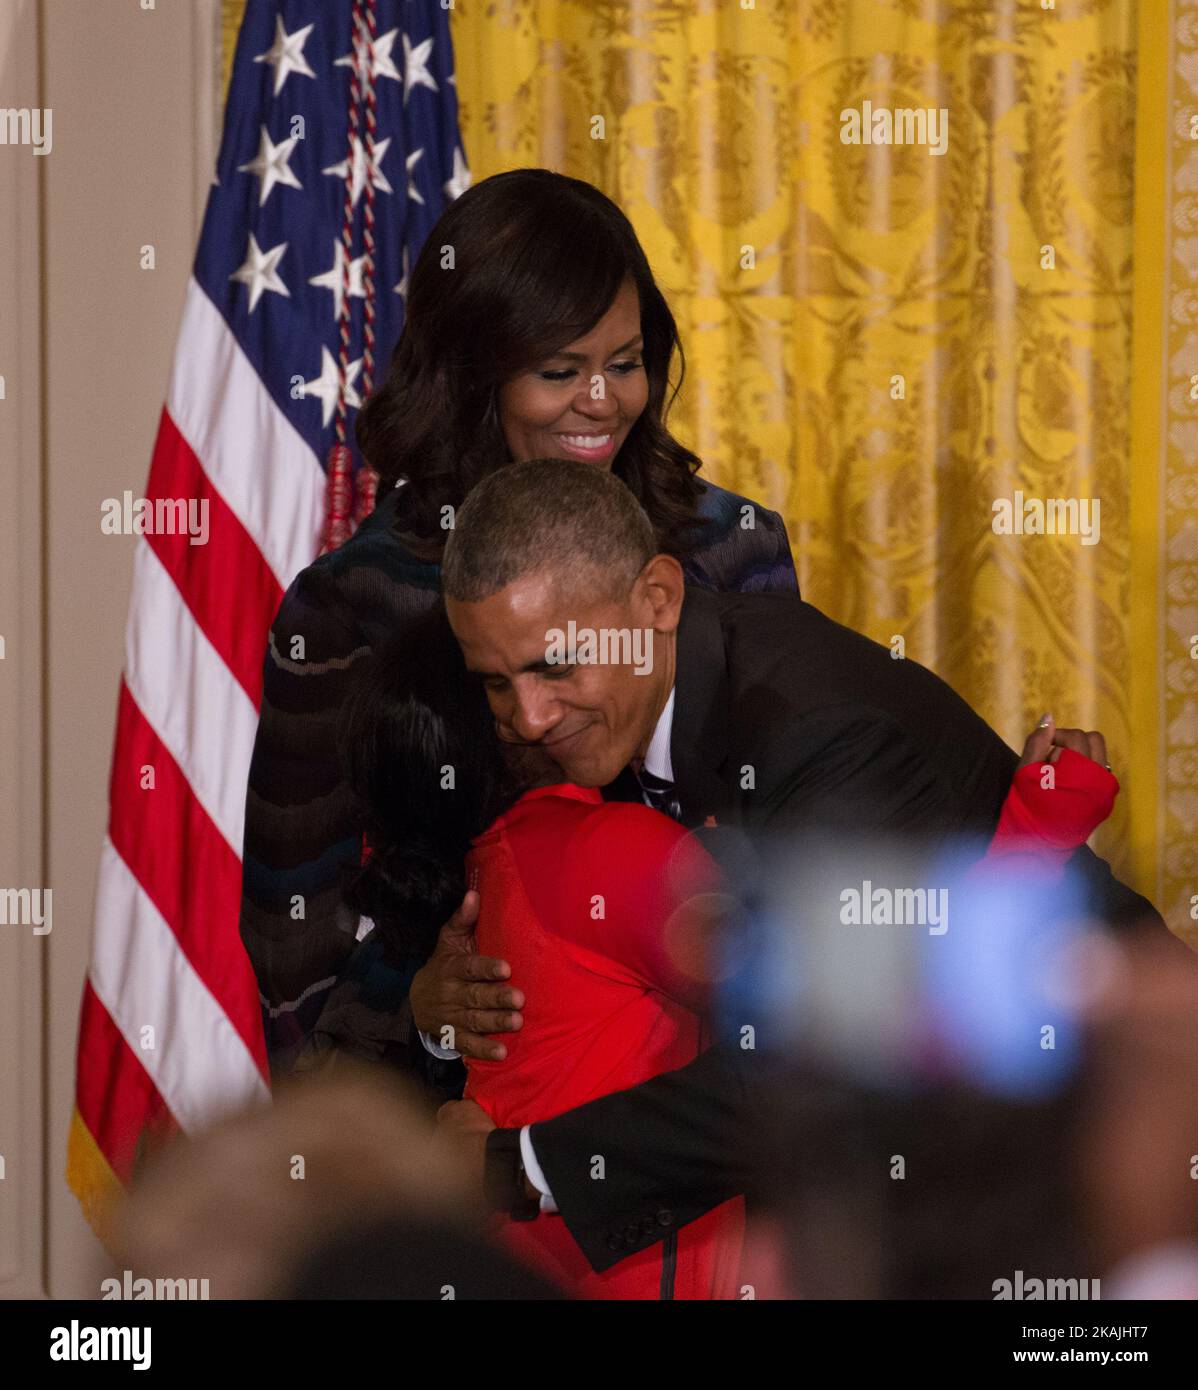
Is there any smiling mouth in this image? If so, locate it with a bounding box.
[555,433,616,461]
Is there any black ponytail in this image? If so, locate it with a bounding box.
[337,605,519,964]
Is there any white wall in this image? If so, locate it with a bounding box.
[0,0,220,1299]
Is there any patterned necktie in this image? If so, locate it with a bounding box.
[637,768,683,823]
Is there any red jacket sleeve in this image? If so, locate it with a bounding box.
[554,803,725,1016]
[981,747,1119,878]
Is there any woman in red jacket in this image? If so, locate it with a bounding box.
[461,783,741,1299]
[341,610,1118,1299]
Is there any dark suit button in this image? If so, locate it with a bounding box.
[656,1209,674,1227]
[624,1222,641,1243]
[607,1234,625,1252]
[641,1216,657,1236]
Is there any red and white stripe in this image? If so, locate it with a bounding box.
[72,277,326,1194]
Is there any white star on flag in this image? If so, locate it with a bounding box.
[322,134,393,207]
[394,245,411,300]
[444,147,472,201]
[309,240,368,322]
[406,148,425,205]
[237,126,303,206]
[334,26,402,83]
[403,34,438,103]
[301,348,363,428]
[254,17,316,97]
[229,233,290,312]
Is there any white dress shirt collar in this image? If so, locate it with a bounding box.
[642,685,676,783]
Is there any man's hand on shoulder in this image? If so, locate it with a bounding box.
[409,891,524,1061]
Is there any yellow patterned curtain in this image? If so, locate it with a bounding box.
[1130,0,1196,945]
[452,0,1194,936]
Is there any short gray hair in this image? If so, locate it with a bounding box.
[442,458,657,602]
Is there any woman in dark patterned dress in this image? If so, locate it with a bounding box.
[238,168,798,1082]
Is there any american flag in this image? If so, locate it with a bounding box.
[67,0,468,1242]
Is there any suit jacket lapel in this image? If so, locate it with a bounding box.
[671,587,733,826]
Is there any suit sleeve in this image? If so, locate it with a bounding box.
[1063,843,1162,933]
[763,706,1162,933]
[528,1042,774,1274]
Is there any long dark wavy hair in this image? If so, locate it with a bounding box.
[338,605,522,964]
[356,167,707,557]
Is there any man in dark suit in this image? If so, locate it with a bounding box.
[415,458,1161,1278]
